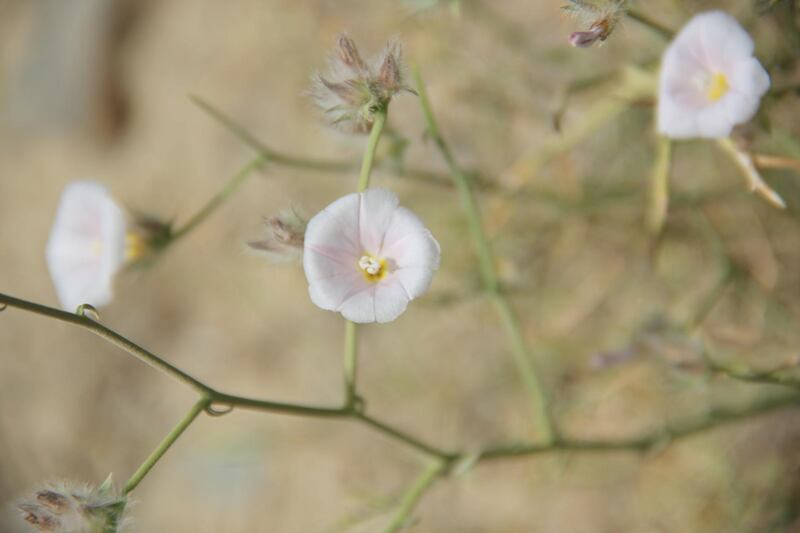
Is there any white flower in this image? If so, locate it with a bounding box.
[657,11,770,139]
[303,188,440,324]
[45,181,127,311]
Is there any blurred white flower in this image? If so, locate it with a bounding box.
[45,181,126,312]
[657,11,770,139]
[303,188,440,324]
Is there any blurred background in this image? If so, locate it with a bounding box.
[1,0,800,531]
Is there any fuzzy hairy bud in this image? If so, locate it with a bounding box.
[311,34,414,134]
[562,0,625,48]
[248,208,307,263]
[18,480,127,533]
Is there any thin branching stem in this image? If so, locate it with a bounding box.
[412,66,556,444]
[123,396,210,494]
[0,292,213,394]
[190,94,475,192]
[358,108,388,192]
[343,319,359,408]
[625,8,675,39]
[478,392,800,461]
[382,460,447,533]
[3,290,799,496]
[354,412,455,461]
[170,156,266,243]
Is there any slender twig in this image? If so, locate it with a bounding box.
[0,292,213,394]
[647,137,672,235]
[341,106,389,411]
[123,396,210,494]
[716,138,786,209]
[354,412,455,461]
[170,156,266,243]
[625,8,675,39]
[701,349,800,390]
[413,66,556,444]
[753,153,800,173]
[190,94,455,190]
[358,109,388,192]
[478,392,800,461]
[3,290,799,495]
[709,365,800,389]
[382,460,447,533]
[343,319,358,408]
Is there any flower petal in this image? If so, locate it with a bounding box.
[380,207,441,270]
[338,285,378,323]
[45,181,126,311]
[373,280,411,323]
[359,188,399,254]
[390,266,436,300]
[308,270,369,312]
[303,192,362,257]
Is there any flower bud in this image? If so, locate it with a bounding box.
[247,208,307,263]
[311,34,414,133]
[569,26,605,48]
[18,480,126,533]
[562,0,624,48]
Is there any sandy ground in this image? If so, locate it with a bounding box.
[2,1,800,531]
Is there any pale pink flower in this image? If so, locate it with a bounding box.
[658,11,770,139]
[45,182,126,311]
[303,188,440,324]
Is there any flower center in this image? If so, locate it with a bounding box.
[358,254,387,282]
[707,72,730,102]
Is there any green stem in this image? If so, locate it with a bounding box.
[344,320,358,408]
[354,412,455,461]
[382,461,447,533]
[0,292,213,394]
[123,396,210,494]
[647,137,672,235]
[625,8,675,39]
[413,66,556,444]
[170,156,265,243]
[340,106,389,412]
[479,392,800,461]
[358,108,388,192]
[492,297,556,443]
[3,290,798,482]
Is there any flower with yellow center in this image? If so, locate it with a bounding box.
[657,11,770,139]
[303,188,440,324]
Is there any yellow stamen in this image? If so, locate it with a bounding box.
[358,254,388,282]
[707,73,729,102]
[125,233,146,262]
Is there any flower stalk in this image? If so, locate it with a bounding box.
[123,396,211,495]
[170,155,266,244]
[412,66,556,444]
[383,460,447,533]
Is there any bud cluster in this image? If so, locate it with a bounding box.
[18,481,126,533]
[311,34,414,133]
[562,0,626,48]
[247,208,307,263]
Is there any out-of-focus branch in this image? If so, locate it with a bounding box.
[382,460,447,533]
[625,8,675,39]
[413,66,557,445]
[2,290,798,500]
